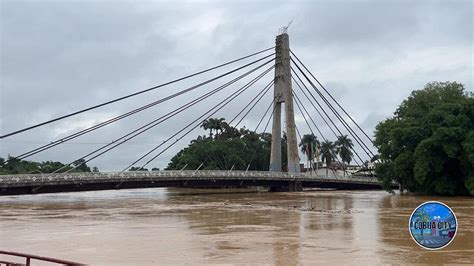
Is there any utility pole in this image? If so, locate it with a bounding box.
[270,33,300,174]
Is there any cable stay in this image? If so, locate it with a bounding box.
[185,78,273,171]
[10,55,275,162]
[293,91,361,168]
[292,76,339,138]
[291,62,373,158]
[228,79,274,127]
[292,91,325,144]
[293,91,361,166]
[293,92,359,171]
[293,90,361,167]
[290,63,375,159]
[293,124,309,172]
[254,97,275,132]
[124,66,275,172]
[5,45,377,173]
[0,47,275,139]
[184,78,274,172]
[55,61,275,173]
[209,77,273,170]
[294,124,303,142]
[245,96,277,171]
[290,50,375,146]
[294,123,340,177]
[290,51,376,157]
[291,68,366,164]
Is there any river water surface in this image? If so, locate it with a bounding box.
[1,189,473,265]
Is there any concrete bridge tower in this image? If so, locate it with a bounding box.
[270,33,300,174]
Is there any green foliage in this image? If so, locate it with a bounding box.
[462,131,474,194]
[200,118,227,139]
[0,156,96,174]
[319,140,337,166]
[335,135,354,165]
[299,133,319,161]
[129,167,148,171]
[374,81,473,195]
[167,118,273,171]
[72,158,91,172]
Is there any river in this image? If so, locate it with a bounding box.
[0,188,473,264]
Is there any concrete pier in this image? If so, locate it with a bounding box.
[270,102,282,171]
[270,33,300,174]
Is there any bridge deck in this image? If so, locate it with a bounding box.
[0,170,384,195]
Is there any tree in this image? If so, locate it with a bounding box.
[201,118,226,139]
[221,123,240,139]
[370,154,379,162]
[374,81,473,195]
[152,167,160,171]
[72,158,91,172]
[216,119,228,137]
[209,118,225,138]
[335,135,354,169]
[129,167,148,171]
[40,161,71,173]
[319,140,337,176]
[0,157,75,174]
[299,134,319,170]
[201,119,213,138]
[92,166,99,172]
[167,123,273,171]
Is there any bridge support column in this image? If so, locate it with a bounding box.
[270,102,282,171]
[288,181,303,192]
[270,33,300,174]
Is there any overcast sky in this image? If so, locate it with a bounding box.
[1,0,472,171]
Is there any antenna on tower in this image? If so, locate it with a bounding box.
[278,20,293,34]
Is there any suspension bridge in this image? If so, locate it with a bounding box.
[0,33,386,196]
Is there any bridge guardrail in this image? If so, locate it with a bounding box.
[0,250,84,265]
[0,170,381,188]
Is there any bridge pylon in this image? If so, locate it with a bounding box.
[270,33,300,173]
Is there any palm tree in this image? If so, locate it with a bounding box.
[221,123,240,139]
[201,119,213,138]
[191,135,208,144]
[217,119,228,136]
[415,207,431,240]
[319,140,337,176]
[299,134,319,171]
[335,135,354,172]
[207,118,226,138]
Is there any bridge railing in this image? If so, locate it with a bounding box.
[0,250,83,265]
[0,170,380,188]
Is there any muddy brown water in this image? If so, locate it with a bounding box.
[0,188,473,265]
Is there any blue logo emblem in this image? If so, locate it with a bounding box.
[409,201,457,250]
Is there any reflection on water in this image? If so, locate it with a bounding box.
[0,188,473,264]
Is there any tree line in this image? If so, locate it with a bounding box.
[298,133,355,170]
[0,157,97,175]
[167,117,356,172]
[0,156,163,175]
[167,118,273,171]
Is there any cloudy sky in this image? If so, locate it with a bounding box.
[0,0,472,171]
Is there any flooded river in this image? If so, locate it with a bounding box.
[0,188,473,264]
